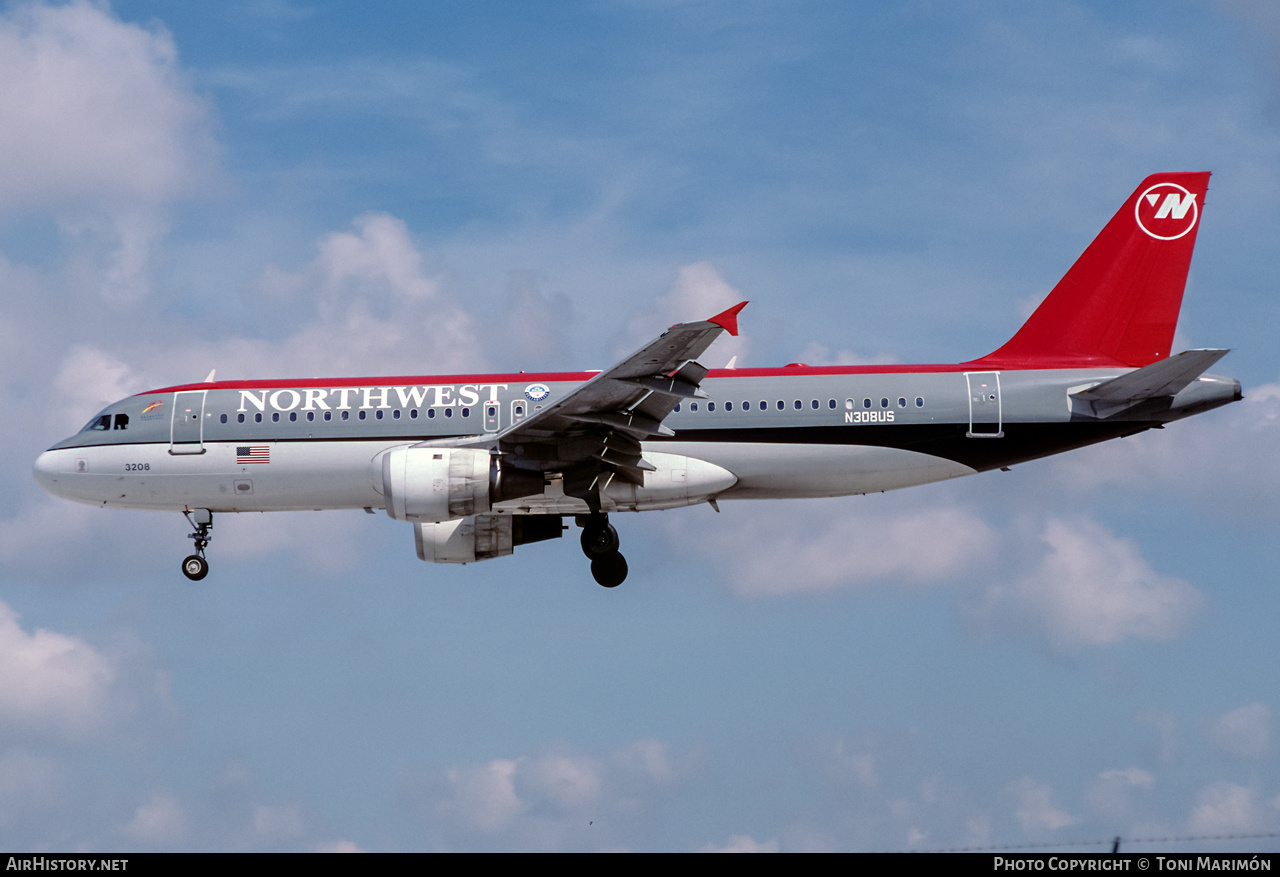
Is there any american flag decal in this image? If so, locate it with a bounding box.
[236,446,270,465]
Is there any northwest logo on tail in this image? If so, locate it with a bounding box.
[1135,182,1198,240]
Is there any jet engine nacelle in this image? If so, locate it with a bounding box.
[415,514,563,564]
[382,446,543,523]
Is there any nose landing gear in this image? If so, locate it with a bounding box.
[579,514,627,588]
[181,509,212,581]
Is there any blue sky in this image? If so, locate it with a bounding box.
[0,0,1278,852]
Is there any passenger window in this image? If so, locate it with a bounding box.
[829,399,836,409]
[238,413,245,423]
[898,397,906,408]
[219,414,227,424]
[811,400,819,409]
[725,401,733,411]
[793,400,802,410]
[272,412,280,422]
[880,398,889,409]
[375,410,384,420]
[776,400,784,410]
[863,398,871,409]
[341,411,350,421]
[358,411,367,421]
[708,402,715,412]
[845,399,854,410]
[255,413,263,423]
[307,411,315,421]
[427,409,435,419]
[445,409,453,418]
[289,412,297,422]
[690,403,698,412]
[916,397,924,408]
[674,404,681,412]
[324,411,332,421]
[759,401,767,411]
[410,409,417,419]
[114,414,129,430]
[461,408,469,417]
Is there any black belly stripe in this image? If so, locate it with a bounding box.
[651,422,1153,472]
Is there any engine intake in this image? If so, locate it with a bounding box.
[382,446,544,523]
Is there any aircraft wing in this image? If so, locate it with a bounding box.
[460,302,746,507]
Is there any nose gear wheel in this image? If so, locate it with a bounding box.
[181,510,213,581]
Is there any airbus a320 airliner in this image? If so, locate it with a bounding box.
[34,173,1240,587]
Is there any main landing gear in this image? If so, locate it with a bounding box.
[579,513,627,588]
[181,509,212,581]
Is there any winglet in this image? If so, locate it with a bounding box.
[708,301,748,336]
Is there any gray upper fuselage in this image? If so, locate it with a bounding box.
[50,365,1241,471]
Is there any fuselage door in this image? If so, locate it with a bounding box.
[170,390,208,454]
[965,372,1003,438]
[511,400,527,425]
[484,400,501,433]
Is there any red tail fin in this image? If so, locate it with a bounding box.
[973,172,1210,368]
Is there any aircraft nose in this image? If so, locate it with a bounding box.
[33,450,66,496]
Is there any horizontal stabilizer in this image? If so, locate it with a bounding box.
[1073,349,1230,403]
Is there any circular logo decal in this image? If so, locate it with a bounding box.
[524,383,551,403]
[1135,183,1198,241]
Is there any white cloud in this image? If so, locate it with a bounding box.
[0,1,219,302]
[123,793,187,844]
[674,501,995,598]
[243,212,483,378]
[252,803,305,840]
[430,739,681,850]
[615,738,676,784]
[519,753,603,812]
[1005,777,1075,834]
[35,212,485,422]
[0,601,116,736]
[1209,702,1273,760]
[699,834,779,852]
[967,517,1205,651]
[1187,782,1267,834]
[215,511,376,575]
[618,262,749,366]
[796,341,897,367]
[1043,380,1280,524]
[0,1,217,210]
[1086,768,1155,820]
[50,346,147,435]
[826,739,879,790]
[441,758,524,834]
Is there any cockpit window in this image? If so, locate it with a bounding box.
[84,414,112,432]
[113,414,128,430]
